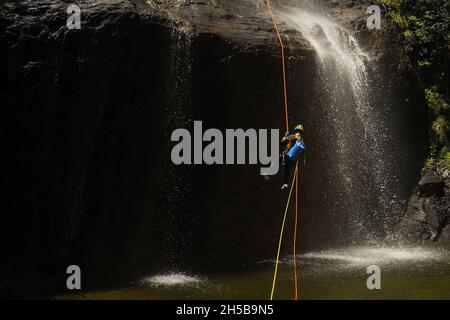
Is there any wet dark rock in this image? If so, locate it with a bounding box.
[1,0,429,297]
[144,0,311,51]
[0,0,311,298]
[396,161,450,242]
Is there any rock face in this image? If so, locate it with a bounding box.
[1,0,172,297]
[1,0,429,297]
[145,0,311,49]
[0,0,312,297]
[396,162,450,242]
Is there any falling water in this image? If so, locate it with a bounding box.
[278,2,400,242]
[159,23,195,270]
[54,1,448,300]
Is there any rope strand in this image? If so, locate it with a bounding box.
[293,162,299,300]
[264,0,289,131]
[270,164,298,300]
[264,0,301,301]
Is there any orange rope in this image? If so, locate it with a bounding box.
[264,0,289,132]
[264,0,301,301]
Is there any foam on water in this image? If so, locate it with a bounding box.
[138,273,205,288]
[301,247,446,267]
[258,246,450,273]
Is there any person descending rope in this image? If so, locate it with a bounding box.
[281,124,305,190]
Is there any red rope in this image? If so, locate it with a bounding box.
[264,0,300,300]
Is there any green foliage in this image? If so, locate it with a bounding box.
[397,0,449,85]
[385,0,450,162]
[425,144,450,166]
[431,115,448,145]
[390,10,407,27]
[444,148,450,162]
[426,87,449,116]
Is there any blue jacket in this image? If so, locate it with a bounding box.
[286,140,305,161]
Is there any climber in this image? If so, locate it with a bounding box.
[281,124,305,190]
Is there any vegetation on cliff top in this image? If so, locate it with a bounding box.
[382,0,449,166]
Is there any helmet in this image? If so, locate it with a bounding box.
[294,124,304,133]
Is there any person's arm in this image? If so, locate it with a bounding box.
[281,133,295,144]
[281,131,290,143]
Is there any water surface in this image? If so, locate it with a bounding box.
[57,246,450,300]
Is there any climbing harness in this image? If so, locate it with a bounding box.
[264,0,300,300]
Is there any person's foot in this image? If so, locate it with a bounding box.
[281,184,288,190]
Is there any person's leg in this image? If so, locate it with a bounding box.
[284,158,293,186]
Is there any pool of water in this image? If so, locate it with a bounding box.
[56,246,450,300]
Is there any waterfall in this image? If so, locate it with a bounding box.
[159,25,195,269]
[278,2,400,243]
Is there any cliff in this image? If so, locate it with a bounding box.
[395,161,450,242]
[1,0,430,297]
